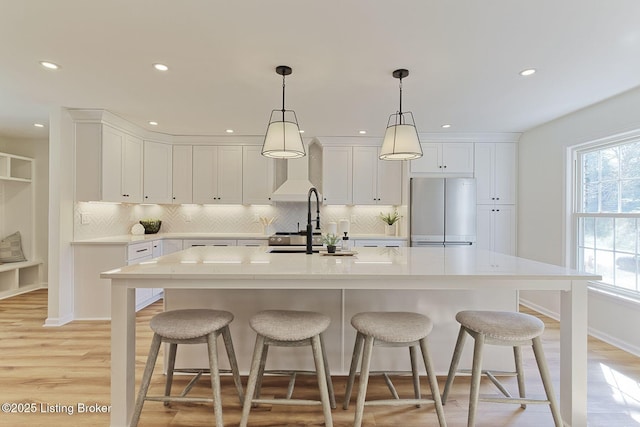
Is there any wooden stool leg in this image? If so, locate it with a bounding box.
[409,344,422,408]
[240,334,265,427]
[419,337,447,427]
[311,334,334,427]
[131,333,162,427]
[532,337,563,427]
[343,331,364,410]
[221,325,244,405]
[163,343,177,407]
[353,335,375,427]
[206,332,223,427]
[319,333,336,409]
[253,341,269,403]
[514,345,527,409]
[468,333,485,427]
[442,326,467,404]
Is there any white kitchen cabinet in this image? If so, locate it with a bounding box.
[322,146,352,204]
[242,146,275,205]
[352,146,402,205]
[75,123,143,202]
[476,204,516,255]
[162,239,184,254]
[183,239,238,247]
[193,146,243,204]
[410,143,474,174]
[143,141,173,204]
[474,143,516,205]
[172,145,193,204]
[103,126,143,203]
[126,241,161,309]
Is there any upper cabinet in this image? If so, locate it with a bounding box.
[242,146,274,205]
[322,146,353,204]
[410,143,474,174]
[76,123,143,203]
[172,145,193,204]
[352,146,402,205]
[192,145,243,204]
[143,141,173,204]
[474,143,516,205]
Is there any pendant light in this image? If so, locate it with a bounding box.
[261,65,306,159]
[379,69,423,160]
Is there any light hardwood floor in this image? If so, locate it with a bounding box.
[0,289,639,426]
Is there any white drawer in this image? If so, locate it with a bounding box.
[127,241,153,261]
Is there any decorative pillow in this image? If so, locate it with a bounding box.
[0,231,27,263]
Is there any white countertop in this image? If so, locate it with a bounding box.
[74,233,407,245]
[101,246,598,282]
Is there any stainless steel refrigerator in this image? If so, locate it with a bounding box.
[410,177,476,246]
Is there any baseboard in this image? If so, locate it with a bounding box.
[44,313,74,327]
[520,298,640,358]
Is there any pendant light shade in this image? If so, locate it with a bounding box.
[262,65,306,159]
[379,69,423,161]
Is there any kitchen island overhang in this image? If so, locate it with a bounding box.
[102,246,598,427]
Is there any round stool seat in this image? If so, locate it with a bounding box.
[150,309,234,340]
[351,311,433,343]
[456,310,544,342]
[250,310,330,341]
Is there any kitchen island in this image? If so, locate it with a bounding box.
[102,245,598,427]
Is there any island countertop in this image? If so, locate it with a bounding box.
[101,245,597,284]
[103,246,599,427]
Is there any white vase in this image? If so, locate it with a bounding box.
[385,223,397,236]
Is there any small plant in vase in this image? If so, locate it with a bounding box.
[379,210,400,236]
[321,233,341,253]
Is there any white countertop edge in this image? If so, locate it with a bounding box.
[73,233,408,245]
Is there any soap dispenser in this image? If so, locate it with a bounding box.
[341,232,351,252]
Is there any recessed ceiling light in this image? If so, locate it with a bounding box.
[39,61,60,70]
[153,63,169,71]
[441,124,451,129]
[148,121,158,126]
[225,129,234,133]
[34,123,45,128]
[519,68,536,76]
[358,130,367,134]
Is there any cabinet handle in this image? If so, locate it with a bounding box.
[172,196,176,200]
[136,248,148,253]
[443,165,447,168]
[496,197,500,200]
[439,165,442,169]
[491,197,495,200]
[145,196,148,199]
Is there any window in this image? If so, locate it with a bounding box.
[575,139,640,298]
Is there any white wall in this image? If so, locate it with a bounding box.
[518,85,640,356]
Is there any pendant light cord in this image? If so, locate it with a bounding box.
[398,76,404,124]
[281,74,286,115]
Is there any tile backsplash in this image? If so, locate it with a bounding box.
[74,202,407,240]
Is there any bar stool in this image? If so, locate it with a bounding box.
[442,310,562,427]
[240,309,335,427]
[343,311,447,427]
[131,309,243,427]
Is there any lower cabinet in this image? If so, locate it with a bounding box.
[127,241,163,310]
[353,240,407,248]
[476,205,516,255]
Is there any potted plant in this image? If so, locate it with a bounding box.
[321,233,341,253]
[379,210,400,236]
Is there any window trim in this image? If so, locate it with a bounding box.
[569,130,640,298]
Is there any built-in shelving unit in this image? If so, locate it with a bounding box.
[0,151,42,300]
[0,152,33,182]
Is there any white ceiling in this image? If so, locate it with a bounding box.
[2,0,640,140]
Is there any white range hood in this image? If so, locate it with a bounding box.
[270,155,321,202]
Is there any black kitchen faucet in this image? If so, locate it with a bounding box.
[306,187,320,254]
